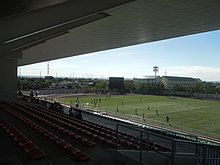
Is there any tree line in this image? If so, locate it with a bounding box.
[18,77,220,97]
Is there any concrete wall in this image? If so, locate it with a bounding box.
[0,58,17,101]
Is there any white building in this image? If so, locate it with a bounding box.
[133,76,161,84]
[161,76,201,89]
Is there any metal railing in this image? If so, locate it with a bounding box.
[116,123,220,165]
[79,103,220,143]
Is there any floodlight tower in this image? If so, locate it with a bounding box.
[153,66,159,84]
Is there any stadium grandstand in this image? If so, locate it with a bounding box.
[1,0,220,165]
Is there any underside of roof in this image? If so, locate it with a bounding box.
[1,0,220,66]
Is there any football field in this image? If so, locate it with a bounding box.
[58,95,220,139]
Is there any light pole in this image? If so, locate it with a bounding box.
[153,66,159,84]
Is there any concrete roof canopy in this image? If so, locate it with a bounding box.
[0,0,220,66]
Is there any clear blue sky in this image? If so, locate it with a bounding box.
[18,29,220,81]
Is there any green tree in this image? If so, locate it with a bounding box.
[94,81,108,93]
[124,80,136,93]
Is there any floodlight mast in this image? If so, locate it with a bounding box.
[153,66,159,84]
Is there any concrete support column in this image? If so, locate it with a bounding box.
[0,52,21,102]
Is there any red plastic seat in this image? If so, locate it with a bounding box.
[65,146,80,155]
[65,147,90,161]
[13,135,28,142]
[54,138,65,145]
[73,152,90,161]
[49,134,59,141]
[18,139,32,147]
[58,142,72,149]
[43,131,53,138]
[24,143,40,153]
[61,128,69,134]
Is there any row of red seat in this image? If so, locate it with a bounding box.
[21,102,171,152]
[9,102,95,147]
[0,111,46,160]
[0,103,90,161]
[18,102,120,149]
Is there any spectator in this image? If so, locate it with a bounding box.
[30,90,34,97]
[166,116,170,123]
[75,97,80,108]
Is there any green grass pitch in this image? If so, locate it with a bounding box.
[58,95,220,139]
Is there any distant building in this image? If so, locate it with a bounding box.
[161,76,201,89]
[133,76,161,84]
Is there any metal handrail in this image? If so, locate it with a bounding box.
[80,103,220,143]
[116,123,220,165]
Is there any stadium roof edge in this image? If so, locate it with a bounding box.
[1,0,220,65]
